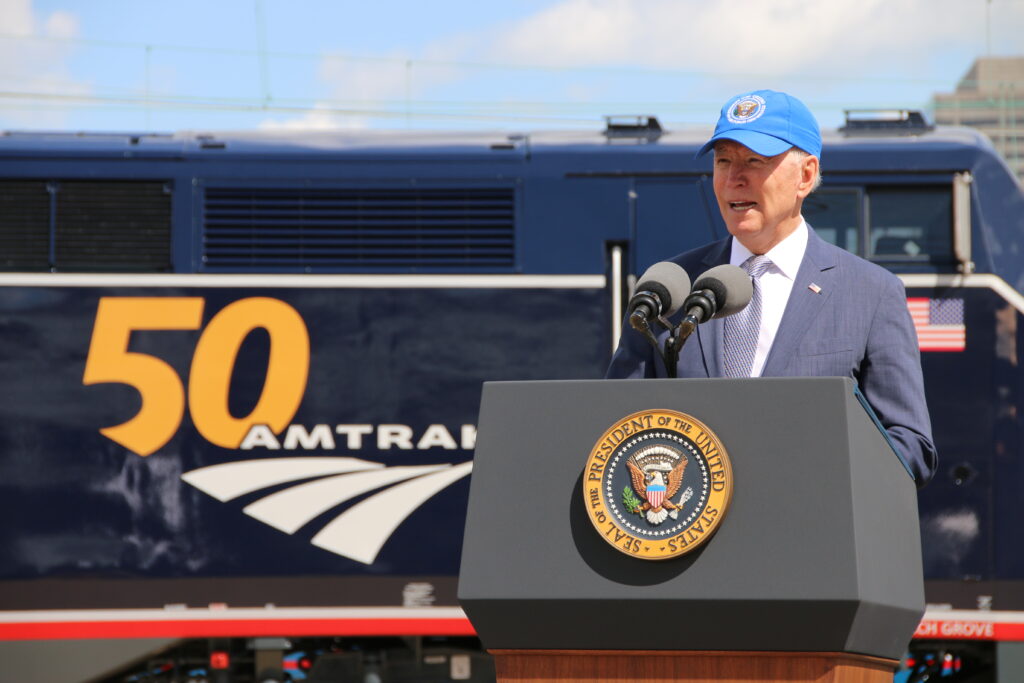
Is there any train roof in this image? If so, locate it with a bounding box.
[0,120,1017,184]
[0,121,997,153]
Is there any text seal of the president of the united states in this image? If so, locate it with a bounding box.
[583,409,733,560]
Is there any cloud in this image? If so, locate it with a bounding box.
[260,46,466,130]
[460,0,1024,127]
[44,10,78,40]
[0,0,33,30]
[263,0,1024,130]
[259,104,356,131]
[0,0,89,128]
[489,0,1020,77]
[259,55,412,130]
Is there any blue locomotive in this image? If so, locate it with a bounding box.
[0,112,1021,681]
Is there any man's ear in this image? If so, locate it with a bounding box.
[796,154,819,198]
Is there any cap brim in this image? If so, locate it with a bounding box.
[695,130,795,159]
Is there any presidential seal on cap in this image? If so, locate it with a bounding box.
[582,409,733,560]
[727,94,767,124]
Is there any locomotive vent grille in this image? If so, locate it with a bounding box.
[0,180,171,272]
[202,186,516,271]
[55,181,171,271]
[0,181,50,270]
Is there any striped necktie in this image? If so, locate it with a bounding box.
[723,254,773,378]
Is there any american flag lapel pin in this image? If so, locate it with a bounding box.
[808,283,822,294]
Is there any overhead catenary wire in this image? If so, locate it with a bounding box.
[0,30,1007,132]
[0,31,967,88]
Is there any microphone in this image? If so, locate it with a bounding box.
[627,262,691,333]
[678,264,754,334]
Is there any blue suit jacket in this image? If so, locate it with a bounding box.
[607,228,938,486]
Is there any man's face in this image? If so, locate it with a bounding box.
[712,139,818,254]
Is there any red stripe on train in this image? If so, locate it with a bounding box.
[12,616,1024,643]
[0,617,477,641]
[915,620,1024,641]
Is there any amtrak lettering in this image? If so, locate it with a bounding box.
[583,409,734,560]
[240,423,477,451]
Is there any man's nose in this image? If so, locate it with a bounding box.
[726,165,747,186]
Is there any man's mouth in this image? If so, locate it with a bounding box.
[728,201,757,211]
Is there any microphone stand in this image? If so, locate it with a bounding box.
[663,320,694,379]
[663,330,680,379]
[662,289,718,376]
[633,310,684,379]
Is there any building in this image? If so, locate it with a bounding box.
[933,57,1023,183]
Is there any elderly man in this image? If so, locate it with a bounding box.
[606,90,937,487]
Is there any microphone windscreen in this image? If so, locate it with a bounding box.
[692,264,753,318]
[634,262,691,316]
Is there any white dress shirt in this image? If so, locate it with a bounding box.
[728,219,809,377]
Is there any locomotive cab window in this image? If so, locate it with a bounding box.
[805,184,954,271]
[803,189,861,255]
[867,186,953,265]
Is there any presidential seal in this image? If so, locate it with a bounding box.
[583,409,733,560]
[726,94,767,124]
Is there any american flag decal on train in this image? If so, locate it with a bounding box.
[907,298,966,352]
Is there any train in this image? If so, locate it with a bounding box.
[1,110,1022,682]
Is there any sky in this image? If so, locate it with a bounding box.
[0,0,1022,134]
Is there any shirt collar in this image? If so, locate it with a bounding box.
[728,219,808,280]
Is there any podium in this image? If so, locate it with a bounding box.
[458,378,923,683]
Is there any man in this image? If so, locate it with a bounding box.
[606,90,937,487]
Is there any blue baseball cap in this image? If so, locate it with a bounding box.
[696,90,821,159]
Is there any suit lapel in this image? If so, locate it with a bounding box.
[761,229,837,376]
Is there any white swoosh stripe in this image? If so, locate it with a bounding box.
[243,465,451,533]
[312,461,473,564]
[181,457,383,502]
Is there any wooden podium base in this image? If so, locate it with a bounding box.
[490,649,898,683]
